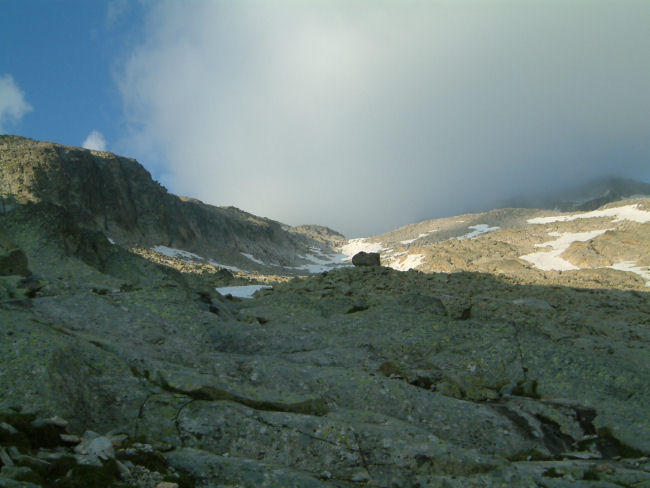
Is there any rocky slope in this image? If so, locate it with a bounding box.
[0,135,649,487]
[347,199,650,291]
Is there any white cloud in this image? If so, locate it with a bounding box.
[0,74,32,133]
[82,130,107,151]
[117,1,650,237]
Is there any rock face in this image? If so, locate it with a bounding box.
[351,251,381,267]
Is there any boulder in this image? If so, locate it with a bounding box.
[0,228,29,277]
[352,251,381,267]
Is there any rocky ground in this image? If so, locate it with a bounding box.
[1,196,649,487]
[1,136,649,486]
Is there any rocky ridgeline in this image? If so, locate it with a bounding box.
[0,135,339,273]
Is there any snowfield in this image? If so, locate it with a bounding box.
[528,204,650,224]
[340,238,386,258]
[400,230,438,245]
[457,224,500,240]
[520,229,613,271]
[152,245,241,271]
[390,254,425,271]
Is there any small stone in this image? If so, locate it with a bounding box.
[318,470,332,480]
[115,460,131,479]
[156,482,179,488]
[30,416,68,429]
[0,447,13,467]
[74,433,115,461]
[350,469,371,482]
[59,434,81,445]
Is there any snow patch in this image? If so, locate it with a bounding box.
[519,229,612,271]
[606,261,650,286]
[340,238,385,260]
[216,285,272,298]
[390,254,424,271]
[293,252,349,273]
[152,245,203,261]
[241,252,266,265]
[107,237,116,245]
[457,224,500,240]
[528,204,650,224]
[400,230,438,245]
[208,261,242,272]
[153,245,241,271]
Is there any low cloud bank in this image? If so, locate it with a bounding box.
[117,2,650,237]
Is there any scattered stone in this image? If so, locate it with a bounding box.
[74,432,115,462]
[59,434,81,445]
[0,447,13,467]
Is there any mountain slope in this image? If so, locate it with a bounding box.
[333,199,650,290]
[0,135,339,272]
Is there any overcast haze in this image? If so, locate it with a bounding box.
[115,1,650,237]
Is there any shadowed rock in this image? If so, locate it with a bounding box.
[352,251,381,266]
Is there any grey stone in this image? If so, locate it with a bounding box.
[352,251,381,266]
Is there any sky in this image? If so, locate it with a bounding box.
[1,0,649,237]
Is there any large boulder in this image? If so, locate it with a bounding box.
[352,251,381,267]
[0,227,29,276]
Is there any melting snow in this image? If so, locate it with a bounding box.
[153,245,241,271]
[519,229,612,271]
[606,261,650,286]
[457,224,500,240]
[528,204,650,224]
[390,254,424,271]
[400,230,438,245]
[293,252,349,273]
[340,238,385,260]
[153,245,203,261]
[216,285,272,298]
[241,253,266,265]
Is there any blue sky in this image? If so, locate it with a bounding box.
[2,1,649,236]
[0,0,145,148]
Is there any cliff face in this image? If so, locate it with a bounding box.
[0,135,332,269]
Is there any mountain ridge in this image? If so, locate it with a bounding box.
[0,135,338,272]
